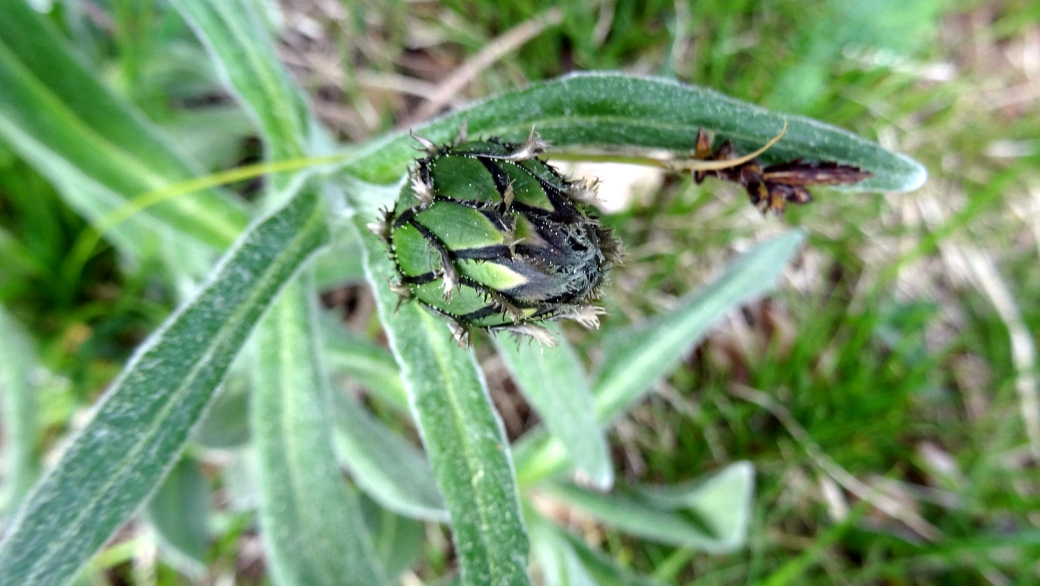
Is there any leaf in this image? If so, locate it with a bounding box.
[320,317,408,412]
[594,231,805,423]
[313,232,367,288]
[171,0,319,190]
[252,278,388,586]
[530,525,600,586]
[514,231,805,486]
[332,392,448,522]
[493,327,613,490]
[528,513,663,586]
[160,106,259,172]
[358,495,426,581]
[342,72,926,195]
[222,449,261,512]
[192,373,251,449]
[544,462,755,553]
[0,307,40,515]
[0,1,250,252]
[0,187,328,586]
[144,456,210,580]
[350,191,530,586]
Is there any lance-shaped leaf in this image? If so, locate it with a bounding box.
[515,231,805,486]
[332,392,448,522]
[358,496,426,581]
[494,328,612,490]
[543,462,755,553]
[321,318,408,413]
[0,1,249,252]
[192,373,251,449]
[144,456,210,580]
[528,512,664,586]
[342,72,926,195]
[0,307,40,515]
[352,200,530,586]
[252,279,388,586]
[171,0,319,192]
[0,188,328,586]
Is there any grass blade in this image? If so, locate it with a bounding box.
[544,462,755,553]
[515,231,806,485]
[494,328,613,490]
[252,278,388,586]
[0,1,249,251]
[0,188,328,586]
[332,392,448,522]
[352,199,530,586]
[0,307,40,515]
[343,72,925,194]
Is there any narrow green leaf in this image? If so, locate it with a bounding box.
[144,457,210,580]
[514,231,805,485]
[171,0,318,187]
[193,374,251,449]
[529,517,599,586]
[313,232,367,288]
[0,1,250,251]
[544,462,755,553]
[528,513,663,586]
[321,318,408,412]
[0,307,40,514]
[343,72,926,194]
[0,188,328,586]
[252,278,388,586]
[494,328,613,490]
[332,392,448,522]
[351,196,530,586]
[630,462,755,551]
[594,231,805,421]
[222,449,261,512]
[160,106,259,172]
[358,495,427,581]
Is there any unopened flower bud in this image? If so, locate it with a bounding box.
[374,135,622,343]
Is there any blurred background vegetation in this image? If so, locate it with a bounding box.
[1,0,1039,583]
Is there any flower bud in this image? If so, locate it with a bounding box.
[373,134,622,344]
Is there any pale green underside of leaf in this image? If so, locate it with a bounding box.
[144,457,210,580]
[528,513,664,586]
[0,307,40,516]
[332,392,448,522]
[252,279,388,586]
[342,72,926,194]
[514,231,806,486]
[493,327,613,490]
[351,205,530,586]
[320,316,409,412]
[171,0,315,189]
[192,372,251,449]
[0,188,328,586]
[359,496,427,580]
[0,1,249,252]
[545,462,755,553]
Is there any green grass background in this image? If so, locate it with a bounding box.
[1,0,1039,583]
